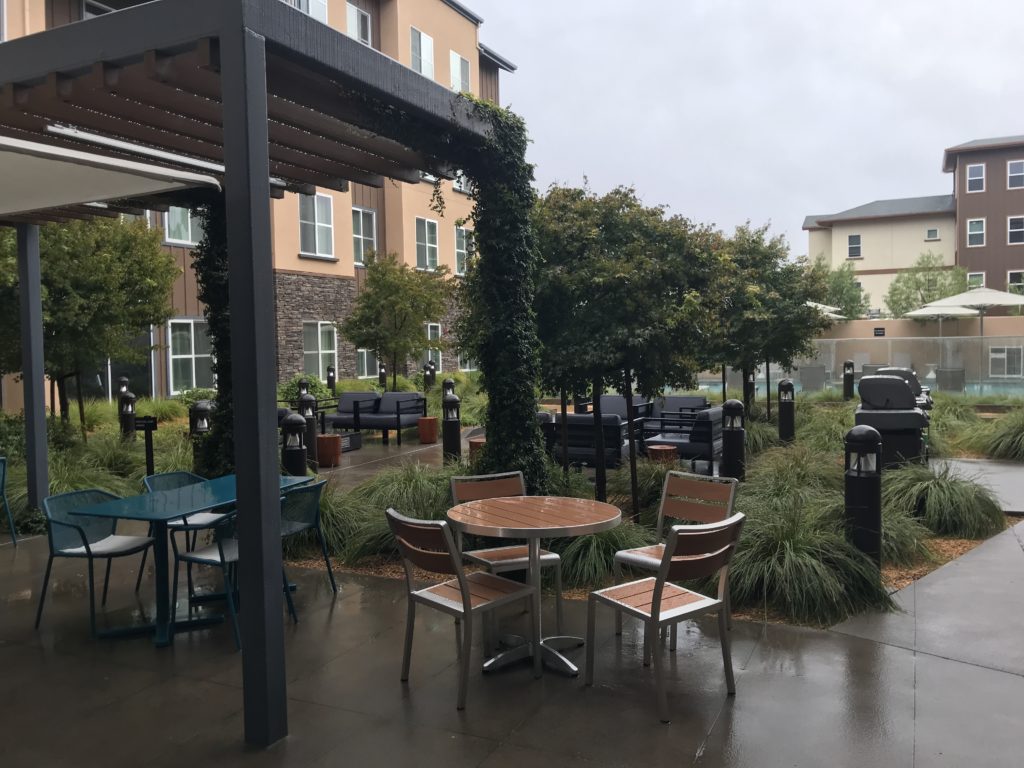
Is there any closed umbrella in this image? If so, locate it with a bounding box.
[903,305,978,368]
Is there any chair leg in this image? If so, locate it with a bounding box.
[725,589,733,632]
[454,617,463,658]
[283,569,298,623]
[135,522,153,593]
[171,554,181,627]
[652,622,670,723]
[396,426,402,446]
[612,560,623,635]
[719,608,736,695]
[643,621,652,668]
[670,623,678,652]
[34,554,53,629]
[223,565,241,651]
[318,529,338,594]
[87,558,97,638]
[3,499,15,546]
[457,613,472,710]
[554,562,564,635]
[401,599,416,682]
[101,557,113,607]
[584,595,597,685]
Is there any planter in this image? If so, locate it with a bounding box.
[418,416,439,444]
[468,436,486,462]
[316,434,342,468]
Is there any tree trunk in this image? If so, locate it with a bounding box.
[721,365,727,405]
[56,374,71,423]
[623,371,640,522]
[741,366,754,414]
[559,388,569,475]
[390,353,397,392]
[765,359,771,421]
[592,377,606,502]
[75,371,88,442]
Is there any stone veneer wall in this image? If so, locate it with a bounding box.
[274,270,358,382]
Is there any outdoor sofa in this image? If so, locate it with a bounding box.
[324,391,426,445]
[640,403,723,474]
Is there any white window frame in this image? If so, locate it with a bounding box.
[847,234,861,259]
[989,346,1023,378]
[450,50,470,92]
[167,319,214,396]
[346,2,371,46]
[1008,159,1024,190]
[356,348,379,379]
[282,0,327,23]
[966,163,985,193]
[967,272,986,288]
[299,192,335,259]
[1008,216,1024,245]
[164,207,203,246]
[454,225,471,276]
[925,227,939,241]
[411,27,434,79]
[423,323,442,371]
[415,217,438,270]
[967,218,986,248]
[302,321,337,381]
[458,353,477,372]
[352,206,376,266]
[452,170,473,195]
[1008,270,1024,295]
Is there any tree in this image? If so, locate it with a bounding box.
[884,251,967,317]
[341,253,453,389]
[0,217,178,414]
[820,258,870,319]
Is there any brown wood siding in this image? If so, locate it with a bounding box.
[479,60,500,104]
[351,182,386,256]
[47,0,82,28]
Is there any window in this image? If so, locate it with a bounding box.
[168,320,214,395]
[966,163,985,193]
[303,321,336,380]
[164,207,204,246]
[299,193,334,258]
[121,210,149,227]
[990,346,1023,378]
[415,217,438,270]
[847,234,861,259]
[352,207,376,265]
[346,2,371,45]
[423,323,442,370]
[1008,160,1024,189]
[411,27,434,79]
[455,226,471,276]
[458,353,477,372]
[1009,216,1024,245]
[356,349,379,379]
[925,228,939,241]
[967,272,986,288]
[967,218,985,247]
[1008,271,1024,295]
[453,171,473,195]
[420,171,438,183]
[450,51,470,92]
[83,1,114,18]
[283,0,327,23]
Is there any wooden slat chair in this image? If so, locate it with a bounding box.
[585,512,746,723]
[612,471,737,643]
[386,508,535,710]
[450,471,564,633]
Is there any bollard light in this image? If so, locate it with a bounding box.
[442,380,462,463]
[442,378,456,398]
[326,365,336,394]
[723,398,745,429]
[281,412,308,476]
[720,399,746,480]
[844,425,883,567]
[298,378,310,396]
[779,380,794,402]
[121,392,136,415]
[117,376,130,395]
[778,379,795,443]
[843,360,855,401]
[119,390,137,440]
[298,392,317,419]
[298,392,318,465]
[378,362,387,390]
[845,425,881,476]
[190,399,213,436]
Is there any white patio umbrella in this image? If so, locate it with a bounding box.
[903,305,979,367]
[925,288,1024,388]
[806,301,845,321]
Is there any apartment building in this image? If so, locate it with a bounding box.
[1,0,514,400]
[804,134,1024,316]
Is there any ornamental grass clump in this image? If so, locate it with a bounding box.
[607,458,671,525]
[965,409,1024,462]
[556,522,656,588]
[745,420,781,455]
[883,462,1004,538]
[794,405,854,454]
[744,443,843,496]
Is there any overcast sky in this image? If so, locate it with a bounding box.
[469,0,1023,257]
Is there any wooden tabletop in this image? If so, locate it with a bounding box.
[447,496,621,539]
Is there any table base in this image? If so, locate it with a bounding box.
[482,635,585,676]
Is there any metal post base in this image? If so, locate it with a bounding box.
[482,635,586,676]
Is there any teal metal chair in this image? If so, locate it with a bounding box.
[280,480,336,596]
[1,457,15,546]
[37,490,154,636]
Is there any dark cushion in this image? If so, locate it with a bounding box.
[877,368,922,396]
[358,412,421,429]
[336,392,380,414]
[598,395,650,420]
[378,391,423,412]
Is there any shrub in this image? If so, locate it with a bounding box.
[744,443,844,496]
[68,399,118,431]
[83,428,143,478]
[0,413,25,459]
[277,373,333,406]
[967,409,1024,461]
[136,398,187,423]
[795,405,854,453]
[883,462,1004,538]
[607,459,670,525]
[544,461,593,499]
[175,387,218,409]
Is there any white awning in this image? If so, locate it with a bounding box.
[0,135,219,217]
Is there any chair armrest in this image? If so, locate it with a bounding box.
[397,398,427,415]
[50,518,93,554]
[634,401,654,418]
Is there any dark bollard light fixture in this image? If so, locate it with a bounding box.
[378,362,387,390]
[442,379,462,464]
[326,365,336,394]
[298,391,319,465]
[843,360,855,401]
[422,359,437,391]
[119,390,137,440]
[281,412,309,477]
[778,379,796,443]
[844,425,883,567]
[298,378,310,396]
[117,375,130,395]
[720,398,745,481]
[189,399,213,437]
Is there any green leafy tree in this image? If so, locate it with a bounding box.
[341,253,453,390]
[820,257,870,318]
[0,218,178,414]
[884,251,968,317]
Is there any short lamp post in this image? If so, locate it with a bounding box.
[119,390,137,440]
[298,391,318,466]
[744,371,756,409]
[720,398,745,481]
[326,365,336,394]
[189,399,212,471]
[281,413,308,477]
[423,360,437,391]
[778,379,795,443]
[117,376,130,396]
[844,425,883,568]
[442,379,461,464]
[843,360,855,401]
[378,362,387,391]
[298,378,310,396]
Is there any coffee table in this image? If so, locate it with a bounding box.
[446,495,621,676]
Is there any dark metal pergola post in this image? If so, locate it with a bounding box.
[220,23,288,747]
[16,224,48,509]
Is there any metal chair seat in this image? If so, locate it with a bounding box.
[592,577,720,623]
[178,538,239,567]
[415,570,534,614]
[167,511,229,530]
[60,534,154,558]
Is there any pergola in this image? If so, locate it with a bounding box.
[0,0,492,747]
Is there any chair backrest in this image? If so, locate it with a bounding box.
[337,392,380,414]
[281,479,326,531]
[41,489,119,553]
[599,394,649,420]
[386,508,469,608]
[0,456,7,496]
[450,471,526,505]
[378,391,421,412]
[144,471,206,493]
[655,471,737,538]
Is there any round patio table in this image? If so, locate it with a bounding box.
[446,496,621,677]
